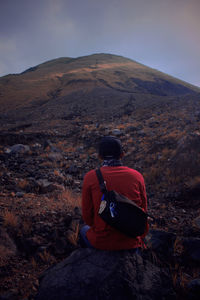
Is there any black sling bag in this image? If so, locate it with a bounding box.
[96,168,148,238]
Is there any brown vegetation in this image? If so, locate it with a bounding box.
[0,53,200,299]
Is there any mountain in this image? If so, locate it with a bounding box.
[0,53,199,128]
[1,54,200,299]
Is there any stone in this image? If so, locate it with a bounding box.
[112,129,122,136]
[51,237,71,256]
[0,289,18,300]
[36,248,175,300]
[48,153,63,162]
[0,228,17,263]
[145,229,176,258]
[36,179,57,194]
[7,144,30,155]
[193,216,200,229]
[182,237,200,263]
[17,235,46,256]
[15,191,25,197]
[187,278,200,300]
[67,164,79,175]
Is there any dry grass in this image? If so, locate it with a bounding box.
[186,176,200,189]
[54,169,63,177]
[58,189,81,211]
[170,263,180,287]
[0,245,15,266]
[38,250,54,263]
[31,257,38,269]
[21,219,33,235]
[173,237,184,255]
[64,146,76,153]
[67,223,80,246]
[3,210,18,228]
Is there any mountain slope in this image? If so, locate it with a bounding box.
[0,53,199,126]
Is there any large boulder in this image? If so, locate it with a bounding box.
[36,248,175,300]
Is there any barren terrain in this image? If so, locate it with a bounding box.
[0,54,200,299]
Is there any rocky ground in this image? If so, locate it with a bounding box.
[0,108,200,299]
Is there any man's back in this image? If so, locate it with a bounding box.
[82,166,148,250]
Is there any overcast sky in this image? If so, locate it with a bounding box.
[0,0,200,86]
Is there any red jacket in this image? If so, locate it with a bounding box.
[82,166,148,250]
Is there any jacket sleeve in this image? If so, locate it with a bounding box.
[81,173,94,226]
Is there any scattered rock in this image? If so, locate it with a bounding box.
[187,278,200,300]
[112,129,122,136]
[36,179,58,194]
[0,228,17,263]
[0,289,18,300]
[48,152,63,162]
[67,164,79,175]
[193,216,200,229]
[145,229,176,258]
[182,237,200,263]
[6,144,30,155]
[17,235,46,256]
[15,191,25,198]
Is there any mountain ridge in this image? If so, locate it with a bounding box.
[0,53,199,129]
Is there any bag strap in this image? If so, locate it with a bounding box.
[96,168,107,193]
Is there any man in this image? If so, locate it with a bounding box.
[81,136,148,250]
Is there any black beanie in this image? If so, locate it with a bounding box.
[98,136,123,159]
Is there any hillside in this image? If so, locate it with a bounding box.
[0,54,200,299]
[0,53,199,130]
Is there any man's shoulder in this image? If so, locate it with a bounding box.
[84,166,144,183]
[122,166,143,175]
[121,166,144,182]
[84,169,96,181]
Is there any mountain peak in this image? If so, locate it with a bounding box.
[0,53,199,126]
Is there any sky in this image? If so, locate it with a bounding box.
[0,0,200,86]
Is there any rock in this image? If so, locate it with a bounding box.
[0,289,18,300]
[17,235,46,256]
[15,191,25,198]
[67,164,79,175]
[36,179,58,193]
[74,206,81,216]
[187,278,200,300]
[145,229,176,258]
[182,237,200,263]
[0,228,17,263]
[51,237,71,256]
[36,248,175,300]
[193,216,200,229]
[112,129,122,136]
[126,126,138,132]
[48,152,63,162]
[63,214,73,226]
[6,144,30,155]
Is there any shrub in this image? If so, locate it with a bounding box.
[3,210,18,228]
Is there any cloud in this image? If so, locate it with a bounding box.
[0,0,200,86]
